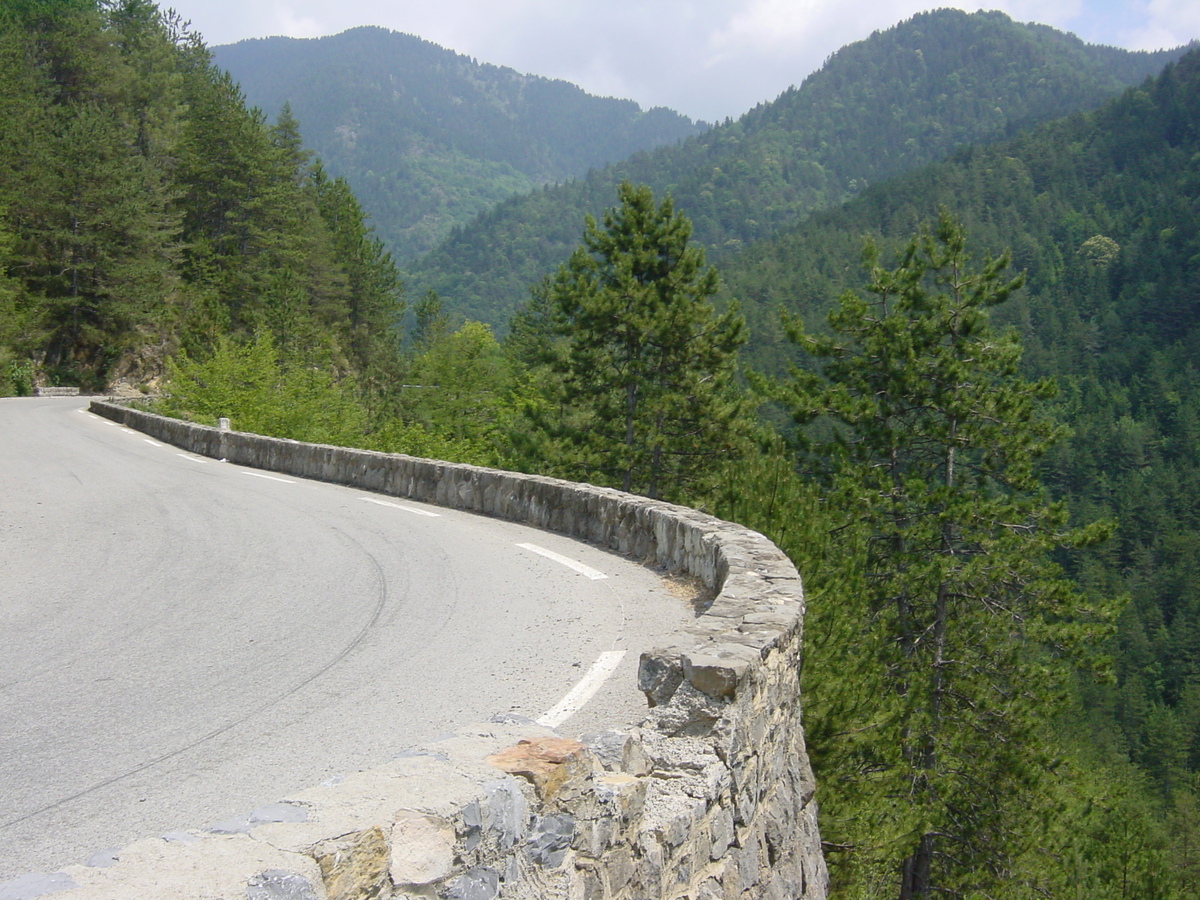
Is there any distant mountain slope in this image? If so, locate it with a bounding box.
[402,9,1185,326]
[213,27,706,262]
[718,46,1200,373]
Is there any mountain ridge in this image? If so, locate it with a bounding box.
[400,9,1187,327]
[212,26,707,262]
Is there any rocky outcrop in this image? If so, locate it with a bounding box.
[9,402,828,900]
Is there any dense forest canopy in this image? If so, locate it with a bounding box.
[212,27,707,262]
[717,46,1200,843]
[402,8,1186,327]
[0,0,401,394]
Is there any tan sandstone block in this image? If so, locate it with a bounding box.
[390,811,456,886]
[313,826,390,900]
[486,737,591,802]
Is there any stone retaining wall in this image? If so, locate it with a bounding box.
[25,402,827,900]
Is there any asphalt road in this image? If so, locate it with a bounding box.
[0,397,689,879]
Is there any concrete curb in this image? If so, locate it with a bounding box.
[7,402,827,900]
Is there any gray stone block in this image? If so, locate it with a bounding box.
[682,644,761,700]
[526,813,574,867]
[245,869,321,900]
[638,650,684,707]
[251,802,309,825]
[710,804,735,861]
[580,730,629,771]
[209,801,308,835]
[84,849,119,868]
[443,867,500,900]
[0,873,78,900]
[484,779,527,848]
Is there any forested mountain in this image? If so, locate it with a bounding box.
[712,46,1200,886]
[404,9,1185,326]
[212,28,706,262]
[0,0,401,395]
[6,1,1200,891]
[721,48,1200,381]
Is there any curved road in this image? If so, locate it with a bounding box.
[0,397,689,879]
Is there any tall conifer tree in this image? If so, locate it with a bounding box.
[526,181,747,500]
[779,212,1117,898]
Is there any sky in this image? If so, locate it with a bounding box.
[163,0,1200,123]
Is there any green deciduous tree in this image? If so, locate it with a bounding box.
[776,212,1118,898]
[405,319,513,450]
[159,331,365,446]
[522,181,748,501]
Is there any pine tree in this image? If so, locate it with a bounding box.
[0,0,406,394]
[0,0,184,382]
[525,181,748,501]
[777,212,1117,897]
[310,162,404,384]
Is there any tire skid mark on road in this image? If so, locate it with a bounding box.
[57,408,636,781]
[0,525,391,833]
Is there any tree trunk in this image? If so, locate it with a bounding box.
[622,380,637,493]
[899,833,933,899]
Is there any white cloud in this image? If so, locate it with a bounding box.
[1130,0,1200,49]
[711,0,870,55]
[269,4,328,40]
[167,0,1199,122]
[989,0,1085,31]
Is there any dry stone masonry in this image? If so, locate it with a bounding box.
[9,401,827,900]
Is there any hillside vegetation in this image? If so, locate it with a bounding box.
[0,0,402,400]
[718,43,1200,834]
[212,27,706,262]
[404,9,1183,326]
[4,2,1200,895]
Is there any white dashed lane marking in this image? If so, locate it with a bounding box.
[243,472,295,484]
[359,497,440,517]
[537,651,627,728]
[176,453,208,464]
[516,543,608,580]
